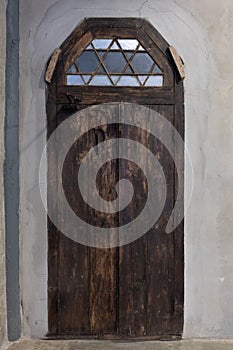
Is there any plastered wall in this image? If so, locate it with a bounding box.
[0,0,7,347]
[19,0,233,339]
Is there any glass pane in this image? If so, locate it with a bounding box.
[104,52,127,73]
[76,51,99,73]
[131,53,154,74]
[110,41,120,50]
[67,64,78,74]
[117,75,140,86]
[92,39,112,49]
[138,45,145,51]
[111,75,121,84]
[86,44,93,50]
[125,51,134,60]
[82,75,91,84]
[138,75,148,85]
[118,39,139,50]
[90,75,112,86]
[97,65,105,74]
[152,65,162,74]
[67,75,84,85]
[145,75,163,86]
[125,66,133,74]
[96,50,105,58]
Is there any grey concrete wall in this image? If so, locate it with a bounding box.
[0,0,7,347]
[19,0,233,339]
[5,0,21,341]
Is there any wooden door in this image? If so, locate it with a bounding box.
[46,18,184,339]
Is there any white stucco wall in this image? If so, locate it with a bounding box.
[19,0,233,339]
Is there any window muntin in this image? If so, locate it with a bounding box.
[66,39,163,87]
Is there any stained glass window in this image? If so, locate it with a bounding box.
[66,39,163,87]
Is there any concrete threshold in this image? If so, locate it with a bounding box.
[4,339,233,350]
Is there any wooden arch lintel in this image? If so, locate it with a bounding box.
[168,46,185,80]
[45,48,62,83]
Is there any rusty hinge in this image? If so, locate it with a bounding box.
[168,46,185,80]
[65,92,82,103]
[45,48,62,83]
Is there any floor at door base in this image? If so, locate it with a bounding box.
[6,339,233,350]
[45,334,182,341]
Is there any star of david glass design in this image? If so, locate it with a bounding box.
[66,39,163,87]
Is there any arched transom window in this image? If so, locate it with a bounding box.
[66,38,163,86]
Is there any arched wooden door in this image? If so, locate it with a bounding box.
[46,18,184,339]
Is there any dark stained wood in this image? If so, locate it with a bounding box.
[56,86,175,105]
[118,104,181,337]
[86,118,119,335]
[142,20,169,54]
[52,106,120,336]
[173,76,184,332]
[63,31,93,72]
[56,106,91,334]
[47,17,184,339]
[47,73,59,335]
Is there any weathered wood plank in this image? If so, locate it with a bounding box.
[47,17,184,338]
[45,48,62,84]
[56,86,175,105]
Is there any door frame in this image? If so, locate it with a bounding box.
[46,17,184,339]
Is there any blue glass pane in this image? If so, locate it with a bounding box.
[118,39,139,50]
[92,39,112,49]
[76,51,99,73]
[86,44,93,50]
[90,75,112,86]
[138,76,148,85]
[117,76,140,86]
[138,45,145,51]
[125,52,134,60]
[97,51,105,58]
[145,76,163,86]
[104,52,127,73]
[97,65,105,74]
[67,64,78,73]
[131,53,154,74]
[110,41,119,50]
[67,75,84,85]
[111,76,121,84]
[82,75,91,84]
[152,65,162,74]
[125,66,133,74]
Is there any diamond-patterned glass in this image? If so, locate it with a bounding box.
[67,64,78,74]
[103,52,127,74]
[118,39,138,50]
[92,39,112,49]
[76,51,99,73]
[67,38,163,86]
[131,53,154,74]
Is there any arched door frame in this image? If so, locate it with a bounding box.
[46,17,184,339]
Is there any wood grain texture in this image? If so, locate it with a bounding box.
[56,86,175,105]
[47,18,184,339]
[45,48,62,83]
[168,46,185,80]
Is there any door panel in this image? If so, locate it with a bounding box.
[47,18,184,339]
[54,106,119,335]
[118,104,182,336]
[48,102,183,337]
